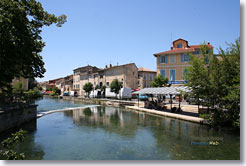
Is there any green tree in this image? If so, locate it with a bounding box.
[52,87,61,95]
[95,85,100,90]
[185,39,240,128]
[110,79,122,98]
[0,0,67,93]
[151,74,169,87]
[83,82,93,98]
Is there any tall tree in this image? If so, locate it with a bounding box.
[151,74,168,87]
[0,0,67,92]
[185,39,240,128]
[83,82,93,98]
[110,79,122,98]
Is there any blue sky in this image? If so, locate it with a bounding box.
[37,0,240,82]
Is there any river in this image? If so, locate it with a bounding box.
[10,97,240,160]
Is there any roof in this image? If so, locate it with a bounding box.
[172,38,188,45]
[99,63,137,71]
[153,44,214,56]
[133,86,191,95]
[138,67,156,73]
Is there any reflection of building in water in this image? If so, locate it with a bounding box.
[72,106,125,127]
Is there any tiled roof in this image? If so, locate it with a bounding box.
[99,63,137,71]
[138,67,156,73]
[153,44,214,56]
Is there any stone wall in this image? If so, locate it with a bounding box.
[0,105,37,133]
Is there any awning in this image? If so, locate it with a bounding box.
[133,86,191,95]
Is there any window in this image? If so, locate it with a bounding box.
[181,53,190,62]
[169,55,176,64]
[159,55,168,64]
[149,74,153,80]
[106,71,110,76]
[143,73,146,80]
[160,70,166,77]
[115,70,117,76]
[177,44,182,48]
[194,50,200,54]
[106,82,109,87]
[170,69,176,81]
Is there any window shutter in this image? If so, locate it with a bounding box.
[158,56,161,64]
[165,55,168,63]
[181,54,184,62]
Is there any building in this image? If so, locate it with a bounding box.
[99,63,138,90]
[73,65,100,96]
[38,81,48,91]
[153,38,213,85]
[64,75,73,94]
[55,77,65,94]
[138,67,156,89]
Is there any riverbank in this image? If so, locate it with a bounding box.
[125,106,207,124]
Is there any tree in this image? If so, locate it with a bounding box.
[95,85,100,90]
[83,82,93,98]
[52,87,61,95]
[151,74,168,87]
[110,79,122,98]
[0,0,67,93]
[185,39,240,128]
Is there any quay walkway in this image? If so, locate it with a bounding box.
[125,105,206,124]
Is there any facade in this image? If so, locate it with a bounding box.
[73,65,100,96]
[38,81,48,91]
[12,77,29,91]
[64,75,73,94]
[138,67,156,89]
[153,38,213,85]
[55,78,65,94]
[98,63,138,90]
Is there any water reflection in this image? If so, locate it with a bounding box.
[63,106,240,160]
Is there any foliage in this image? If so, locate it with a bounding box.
[185,38,240,128]
[95,85,100,90]
[52,87,61,95]
[83,82,93,97]
[110,79,122,97]
[12,82,24,95]
[0,129,27,160]
[101,85,106,98]
[46,87,52,91]
[0,0,67,92]
[151,74,169,87]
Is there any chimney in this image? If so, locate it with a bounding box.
[208,42,210,45]
[105,65,108,69]
[110,64,112,68]
[171,47,173,50]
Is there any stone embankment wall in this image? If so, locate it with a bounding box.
[0,105,37,133]
[62,96,144,107]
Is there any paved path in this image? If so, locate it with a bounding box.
[125,106,206,124]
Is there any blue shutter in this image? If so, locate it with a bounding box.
[165,55,168,63]
[158,56,161,64]
[181,54,184,62]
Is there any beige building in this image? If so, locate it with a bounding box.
[64,75,73,94]
[98,63,138,90]
[12,77,29,91]
[138,67,156,89]
[73,65,100,96]
[153,38,213,85]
